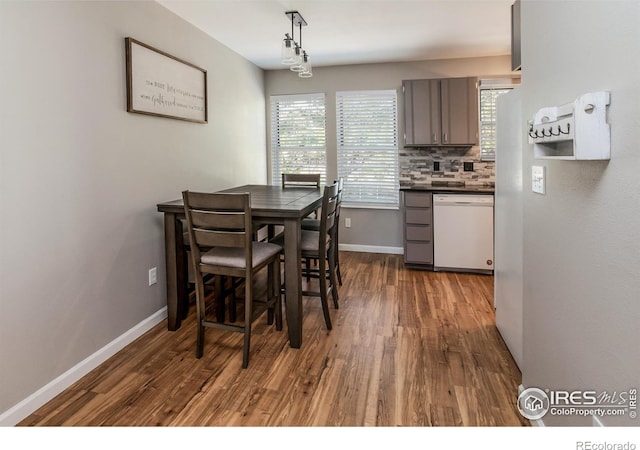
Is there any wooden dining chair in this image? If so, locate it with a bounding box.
[302,177,344,286]
[271,182,340,330]
[182,190,283,368]
[257,173,321,243]
[282,173,322,219]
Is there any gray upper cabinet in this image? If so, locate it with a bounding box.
[511,0,522,71]
[403,77,479,147]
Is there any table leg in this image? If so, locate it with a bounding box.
[163,213,186,331]
[283,217,303,348]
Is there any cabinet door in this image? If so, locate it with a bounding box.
[404,191,433,208]
[405,242,433,264]
[403,79,441,146]
[440,77,479,145]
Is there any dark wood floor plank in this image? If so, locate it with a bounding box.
[18,252,528,427]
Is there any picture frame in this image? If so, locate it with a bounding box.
[125,37,208,123]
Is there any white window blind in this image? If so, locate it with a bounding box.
[270,93,326,185]
[336,90,399,206]
[479,84,514,161]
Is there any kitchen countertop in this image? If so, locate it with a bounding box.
[400,183,495,194]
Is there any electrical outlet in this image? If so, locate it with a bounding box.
[344,218,351,228]
[532,165,546,194]
[433,161,440,172]
[463,161,474,172]
[148,267,157,286]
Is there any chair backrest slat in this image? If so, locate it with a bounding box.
[193,228,246,248]
[186,191,248,210]
[282,173,321,188]
[190,210,245,230]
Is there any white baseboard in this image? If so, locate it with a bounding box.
[339,244,404,255]
[0,307,167,427]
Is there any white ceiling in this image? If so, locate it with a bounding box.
[157,0,513,70]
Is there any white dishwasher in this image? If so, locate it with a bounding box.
[433,194,494,273]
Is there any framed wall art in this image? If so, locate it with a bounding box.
[125,37,207,123]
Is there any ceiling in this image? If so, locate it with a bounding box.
[157,0,514,70]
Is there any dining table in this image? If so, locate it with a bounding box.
[156,184,324,348]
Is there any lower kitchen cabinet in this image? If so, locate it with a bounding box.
[402,191,433,267]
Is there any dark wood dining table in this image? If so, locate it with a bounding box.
[156,184,324,348]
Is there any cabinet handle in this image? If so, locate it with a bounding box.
[432,132,438,144]
[443,132,448,144]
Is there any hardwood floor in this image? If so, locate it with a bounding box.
[19,252,528,427]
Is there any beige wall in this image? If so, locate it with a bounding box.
[0,0,266,417]
[520,0,640,426]
[265,57,512,250]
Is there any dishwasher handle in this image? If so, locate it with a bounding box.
[433,194,494,206]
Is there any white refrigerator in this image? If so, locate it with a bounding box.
[494,87,524,370]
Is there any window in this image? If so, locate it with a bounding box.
[268,90,399,208]
[336,90,399,207]
[479,82,516,161]
[270,93,326,185]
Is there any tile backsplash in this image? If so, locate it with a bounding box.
[399,146,495,187]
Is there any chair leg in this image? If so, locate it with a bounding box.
[328,246,340,309]
[267,264,275,326]
[279,260,286,305]
[242,279,253,369]
[229,277,237,323]
[318,257,333,330]
[336,251,343,286]
[274,259,283,331]
[195,276,206,359]
[214,275,225,323]
[266,260,283,329]
[181,249,190,319]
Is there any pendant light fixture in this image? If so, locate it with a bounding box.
[280,11,312,78]
[281,33,295,65]
[299,51,312,78]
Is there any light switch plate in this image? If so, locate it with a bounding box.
[148,267,157,286]
[532,165,545,194]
